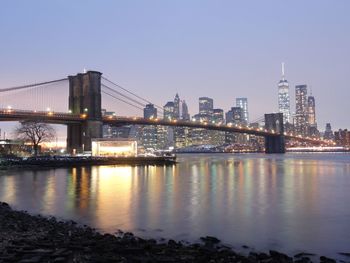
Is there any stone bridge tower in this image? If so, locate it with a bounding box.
[67,71,102,153]
[264,113,286,154]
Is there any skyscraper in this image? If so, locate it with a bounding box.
[307,94,318,136]
[236,98,249,125]
[181,100,190,121]
[173,93,180,120]
[278,63,291,124]
[199,97,213,116]
[143,104,157,119]
[163,101,175,120]
[295,85,308,136]
[324,123,334,140]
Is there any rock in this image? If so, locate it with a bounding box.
[200,236,221,244]
[320,256,337,263]
[294,252,316,258]
[269,250,293,263]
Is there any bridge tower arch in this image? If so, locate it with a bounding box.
[264,113,286,154]
[67,71,103,153]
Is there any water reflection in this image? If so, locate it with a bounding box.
[0,153,350,258]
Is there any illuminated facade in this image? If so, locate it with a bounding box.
[295,85,308,136]
[92,139,137,157]
[278,63,291,124]
[236,98,249,125]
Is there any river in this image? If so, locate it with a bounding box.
[1,153,350,259]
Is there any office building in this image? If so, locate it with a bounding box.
[278,63,291,124]
[307,95,319,136]
[295,85,308,136]
[181,100,190,121]
[163,101,175,120]
[144,104,157,119]
[236,98,249,125]
[199,97,213,116]
[173,93,180,119]
[324,123,334,140]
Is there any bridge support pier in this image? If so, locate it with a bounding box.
[265,135,286,154]
[264,113,285,154]
[67,71,102,154]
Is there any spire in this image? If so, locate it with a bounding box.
[281,62,285,80]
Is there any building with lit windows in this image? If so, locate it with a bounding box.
[163,101,175,120]
[236,98,249,125]
[92,139,137,157]
[278,63,291,124]
[295,85,308,136]
[144,104,157,119]
[307,95,319,136]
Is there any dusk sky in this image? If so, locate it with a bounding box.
[1,0,350,139]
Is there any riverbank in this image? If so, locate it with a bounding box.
[0,156,176,170]
[0,202,342,263]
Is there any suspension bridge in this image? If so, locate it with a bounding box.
[0,70,329,154]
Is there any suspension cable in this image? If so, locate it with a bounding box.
[102,76,164,110]
[102,90,144,111]
[0,78,68,93]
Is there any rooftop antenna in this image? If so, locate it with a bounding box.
[281,62,285,80]
[83,68,87,73]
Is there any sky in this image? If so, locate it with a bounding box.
[1,0,350,139]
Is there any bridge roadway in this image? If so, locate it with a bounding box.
[0,108,327,144]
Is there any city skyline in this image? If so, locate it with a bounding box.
[0,1,349,132]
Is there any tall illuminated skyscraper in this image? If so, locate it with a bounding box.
[295,85,308,136]
[236,98,249,125]
[173,93,180,119]
[278,63,291,124]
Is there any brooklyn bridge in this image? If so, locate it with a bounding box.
[0,71,328,154]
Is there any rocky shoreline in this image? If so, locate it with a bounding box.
[0,156,176,170]
[0,202,344,263]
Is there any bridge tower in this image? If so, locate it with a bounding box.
[67,71,102,153]
[264,113,286,154]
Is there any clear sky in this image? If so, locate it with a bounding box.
[1,0,349,139]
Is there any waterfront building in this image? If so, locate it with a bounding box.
[334,129,350,146]
[278,63,291,124]
[102,109,132,139]
[91,138,137,157]
[226,107,243,125]
[324,123,334,140]
[225,107,244,144]
[236,98,249,125]
[144,104,157,119]
[212,109,225,145]
[181,100,190,121]
[295,85,308,136]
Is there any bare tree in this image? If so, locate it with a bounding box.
[15,121,56,156]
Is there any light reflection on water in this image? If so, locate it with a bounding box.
[0,153,350,258]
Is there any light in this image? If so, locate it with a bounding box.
[84,108,88,112]
[46,107,51,112]
[68,110,72,114]
[7,106,12,109]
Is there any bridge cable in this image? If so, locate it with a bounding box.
[102,76,164,111]
[101,90,144,111]
[101,84,146,108]
[0,78,68,93]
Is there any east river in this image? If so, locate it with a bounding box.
[1,153,350,259]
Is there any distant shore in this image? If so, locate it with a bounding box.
[0,156,176,170]
[0,202,343,263]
